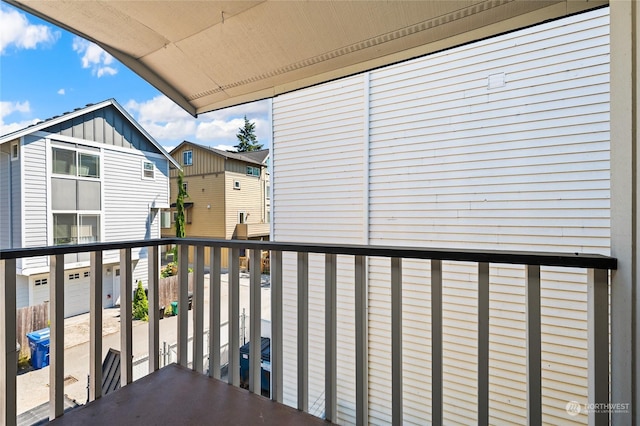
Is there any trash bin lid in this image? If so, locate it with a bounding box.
[26,328,50,342]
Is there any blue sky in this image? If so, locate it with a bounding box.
[0,3,270,152]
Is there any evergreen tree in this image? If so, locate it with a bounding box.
[234,116,263,152]
[133,281,149,321]
[176,171,188,239]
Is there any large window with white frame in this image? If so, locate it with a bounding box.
[53,213,100,245]
[183,150,193,166]
[52,147,100,178]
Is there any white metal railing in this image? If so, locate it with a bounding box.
[0,238,617,425]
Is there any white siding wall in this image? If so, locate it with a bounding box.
[21,135,48,270]
[102,149,169,287]
[0,151,10,249]
[273,7,609,426]
[273,75,366,423]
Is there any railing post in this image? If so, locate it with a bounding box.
[209,247,221,379]
[526,265,541,426]
[193,245,205,373]
[89,251,103,401]
[477,262,489,426]
[431,259,443,426]
[297,252,308,412]
[177,244,189,368]
[119,248,133,385]
[249,249,262,394]
[325,253,337,421]
[271,250,283,403]
[1,259,17,426]
[228,247,240,386]
[49,254,65,420]
[355,255,368,426]
[391,258,403,426]
[148,245,160,373]
[588,268,609,426]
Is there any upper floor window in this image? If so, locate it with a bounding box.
[52,147,100,178]
[10,143,19,161]
[247,166,260,177]
[183,150,193,166]
[143,161,155,179]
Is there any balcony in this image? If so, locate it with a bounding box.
[0,238,616,425]
[235,223,270,240]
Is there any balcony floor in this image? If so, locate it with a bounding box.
[49,364,328,425]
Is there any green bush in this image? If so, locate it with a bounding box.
[133,281,149,321]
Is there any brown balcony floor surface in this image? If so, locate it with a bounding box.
[50,363,329,425]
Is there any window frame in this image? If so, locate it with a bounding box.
[10,143,19,161]
[142,160,155,179]
[183,150,193,166]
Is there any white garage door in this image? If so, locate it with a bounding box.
[65,269,90,318]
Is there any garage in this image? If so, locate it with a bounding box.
[63,269,91,318]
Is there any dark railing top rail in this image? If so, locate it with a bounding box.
[0,237,617,270]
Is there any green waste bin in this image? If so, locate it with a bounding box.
[171,301,178,315]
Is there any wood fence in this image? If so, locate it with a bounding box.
[16,303,49,358]
[159,273,193,309]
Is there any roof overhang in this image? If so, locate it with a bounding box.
[5,0,607,117]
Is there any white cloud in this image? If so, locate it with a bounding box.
[124,95,271,148]
[72,37,118,77]
[57,88,65,95]
[0,5,60,54]
[0,100,39,136]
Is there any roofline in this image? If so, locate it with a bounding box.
[171,140,267,167]
[0,98,181,170]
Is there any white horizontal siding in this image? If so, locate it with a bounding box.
[21,135,48,270]
[272,7,609,426]
[273,75,365,423]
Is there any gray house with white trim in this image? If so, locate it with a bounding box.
[0,99,179,317]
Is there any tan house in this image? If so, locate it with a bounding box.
[162,141,270,267]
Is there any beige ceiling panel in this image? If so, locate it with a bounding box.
[8,0,606,116]
[107,1,262,44]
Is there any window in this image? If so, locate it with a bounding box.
[247,166,260,177]
[182,182,188,192]
[266,185,270,200]
[233,180,241,190]
[35,278,48,286]
[143,161,155,179]
[10,143,18,161]
[52,147,99,178]
[161,211,171,228]
[53,213,100,245]
[183,150,193,166]
[69,273,80,280]
[238,211,247,224]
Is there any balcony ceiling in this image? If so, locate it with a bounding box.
[6,0,607,116]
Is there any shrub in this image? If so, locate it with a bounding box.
[133,281,149,321]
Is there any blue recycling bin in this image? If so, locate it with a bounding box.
[26,328,50,369]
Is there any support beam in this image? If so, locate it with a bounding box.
[271,251,283,403]
[431,259,442,426]
[610,1,638,423]
[391,258,403,426]
[177,244,189,368]
[355,255,368,426]
[148,246,160,373]
[477,262,489,426]
[526,265,541,425]
[228,248,240,386]
[119,249,133,385]
[89,251,103,401]
[325,253,337,421]
[249,249,262,394]
[1,259,17,426]
[193,245,205,373]
[588,268,609,426]
[49,254,65,420]
[297,252,308,412]
[209,247,221,379]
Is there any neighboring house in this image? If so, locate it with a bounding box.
[162,141,270,266]
[272,8,609,425]
[0,99,179,317]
